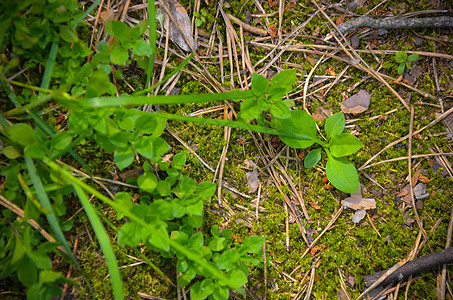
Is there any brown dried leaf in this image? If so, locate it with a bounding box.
[308,201,321,210]
[326,66,336,76]
[340,90,371,114]
[162,0,197,52]
[342,198,376,210]
[246,169,261,194]
[268,24,277,38]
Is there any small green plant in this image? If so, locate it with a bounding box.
[241,70,362,193]
[194,9,207,27]
[395,51,419,75]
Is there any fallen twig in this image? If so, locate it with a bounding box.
[336,16,453,36]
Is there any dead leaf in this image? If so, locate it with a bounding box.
[308,202,321,210]
[326,66,336,76]
[336,14,346,26]
[352,209,366,223]
[342,198,376,210]
[413,183,429,200]
[419,174,430,183]
[340,90,371,114]
[162,0,197,52]
[243,159,256,169]
[268,24,277,38]
[246,169,261,193]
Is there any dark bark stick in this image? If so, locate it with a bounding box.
[337,16,453,35]
[364,247,453,287]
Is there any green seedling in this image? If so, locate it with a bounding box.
[194,9,207,27]
[395,51,419,75]
[245,70,362,193]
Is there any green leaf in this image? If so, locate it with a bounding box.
[270,101,291,119]
[186,200,203,216]
[251,73,269,96]
[149,224,170,252]
[270,69,297,93]
[221,229,232,240]
[241,235,265,254]
[134,114,166,137]
[210,225,220,237]
[51,132,72,150]
[189,232,203,250]
[180,176,196,196]
[226,269,247,291]
[118,222,142,246]
[114,147,134,170]
[157,180,171,196]
[138,172,158,192]
[325,113,345,140]
[3,145,22,159]
[275,110,316,149]
[173,152,186,167]
[132,40,153,56]
[326,154,359,193]
[240,98,261,120]
[329,133,362,157]
[208,237,225,251]
[134,136,170,161]
[212,286,229,300]
[407,54,419,62]
[397,62,405,75]
[59,25,78,42]
[106,20,130,42]
[28,250,52,270]
[110,45,128,65]
[304,148,321,168]
[195,182,216,200]
[395,51,407,63]
[39,270,62,284]
[129,19,148,40]
[268,87,287,102]
[8,123,35,146]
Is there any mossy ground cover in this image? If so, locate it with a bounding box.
[1,0,452,299]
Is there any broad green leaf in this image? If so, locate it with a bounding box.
[180,176,196,196]
[118,222,142,246]
[329,133,362,157]
[407,54,419,62]
[395,51,407,63]
[397,62,405,75]
[241,235,265,254]
[210,225,220,237]
[178,266,196,286]
[8,123,35,146]
[221,229,232,240]
[51,132,72,150]
[134,136,170,161]
[217,249,240,270]
[28,250,52,270]
[270,101,291,119]
[59,25,78,42]
[186,200,203,216]
[212,286,229,300]
[326,154,359,193]
[157,180,171,196]
[195,182,216,200]
[325,113,345,140]
[18,258,37,287]
[275,110,316,149]
[268,87,286,102]
[132,40,153,56]
[106,20,129,42]
[149,224,170,252]
[270,69,297,93]
[86,69,115,98]
[208,237,225,251]
[134,114,166,137]
[173,152,186,167]
[251,73,269,96]
[189,232,203,250]
[110,45,128,65]
[138,172,158,192]
[304,148,321,168]
[129,19,148,40]
[3,145,22,159]
[114,147,134,170]
[39,270,62,284]
[177,258,189,273]
[240,98,261,120]
[226,269,247,291]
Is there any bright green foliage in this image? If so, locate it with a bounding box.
[395,51,419,75]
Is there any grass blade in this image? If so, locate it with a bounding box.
[146,0,156,89]
[72,184,124,300]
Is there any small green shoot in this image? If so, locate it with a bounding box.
[395,51,419,75]
[194,9,207,27]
